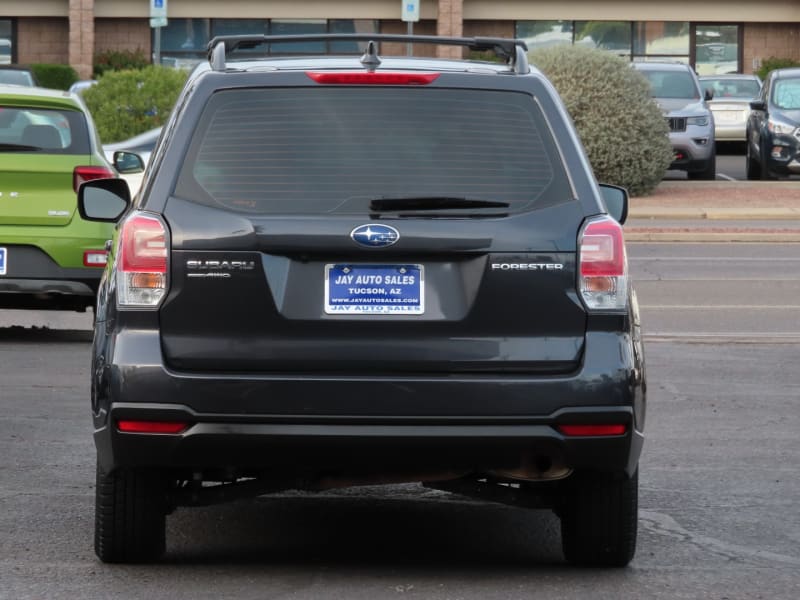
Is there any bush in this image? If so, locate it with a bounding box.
[93,49,150,78]
[30,63,79,90]
[530,46,673,196]
[82,66,187,143]
[756,56,800,81]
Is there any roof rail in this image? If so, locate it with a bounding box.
[206,34,529,74]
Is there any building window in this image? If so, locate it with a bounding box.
[517,21,723,69]
[155,18,379,67]
[633,22,690,63]
[574,21,632,57]
[0,19,14,64]
[694,24,740,75]
[516,21,573,52]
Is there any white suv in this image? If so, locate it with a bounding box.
[634,62,717,180]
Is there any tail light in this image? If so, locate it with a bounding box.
[83,250,108,267]
[117,213,169,307]
[578,216,628,311]
[73,165,115,193]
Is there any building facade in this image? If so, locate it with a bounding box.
[1,1,799,79]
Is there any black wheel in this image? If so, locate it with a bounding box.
[745,136,761,180]
[559,469,638,567]
[759,143,777,180]
[687,154,716,180]
[95,460,168,563]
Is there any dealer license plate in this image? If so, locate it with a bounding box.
[0,247,6,276]
[325,264,424,315]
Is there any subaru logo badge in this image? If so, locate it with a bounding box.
[350,224,400,248]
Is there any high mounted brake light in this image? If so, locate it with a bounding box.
[578,216,628,311]
[117,213,169,307]
[305,72,440,85]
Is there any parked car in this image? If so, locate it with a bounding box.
[633,61,717,179]
[78,34,646,566]
[102,126,161,195]
[0,85,115,312]
[745,67,800,179]
[68,79,98,95]
[0,65,37,86]
[699,74,762,143]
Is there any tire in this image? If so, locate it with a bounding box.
[94,461,168,563]
[559,469,638,567]
[759,144,777,181]
[745,136,761,180]
[687,154,716,180]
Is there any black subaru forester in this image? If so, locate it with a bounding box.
[79,34,646,566]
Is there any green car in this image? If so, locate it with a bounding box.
[0,84,116,312]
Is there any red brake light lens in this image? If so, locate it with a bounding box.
[580,218,626,277]
[83,250,108,267]
[557,424,627,437]
[578,216,628,311]
[120,215,167,273]
[73,165,115,193]
[116,213,169,307]
[305,72,440,85]
[117,420,189,434]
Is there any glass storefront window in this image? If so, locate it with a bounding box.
[329,19,379,54]
[161,18,211,54]
[517,20,695,64]
[157,19,380,65]
[1,19,13,65]
[695,24,739,75]
[515,21,573,52]
[574,21,631,56]
[270,20,326,54]
[211,19,269,58]
[633,22,689,57]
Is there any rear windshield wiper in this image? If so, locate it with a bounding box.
[369,197,510,212]
[0,143,41,151]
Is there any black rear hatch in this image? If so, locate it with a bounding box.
[158,85,587,373]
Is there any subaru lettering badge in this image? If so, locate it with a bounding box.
[350,224,400,248]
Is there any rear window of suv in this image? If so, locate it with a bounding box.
[0,106,90,154]
[175,87,572,215]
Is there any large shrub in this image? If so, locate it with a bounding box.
[82,66,187,143]
[93,49,150,78]
[30,63,79,90]
[756,56,800,81]
[530,45,673,196]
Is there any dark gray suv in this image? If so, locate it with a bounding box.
[79,34,646,566]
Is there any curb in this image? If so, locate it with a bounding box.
[628,207,800,220]
[624,228,800,243]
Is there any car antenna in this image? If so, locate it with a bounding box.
[360,41,381,72]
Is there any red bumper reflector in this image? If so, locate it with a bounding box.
[117,420,189,434]
[557,424,627,436]
[306,72,440,85]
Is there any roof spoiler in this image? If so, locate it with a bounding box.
[206,34,529,75]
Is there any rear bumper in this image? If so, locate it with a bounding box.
[669,129,715,171]
[98,403,644,478]
[92,328,646,478]
[0,244,103,309]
